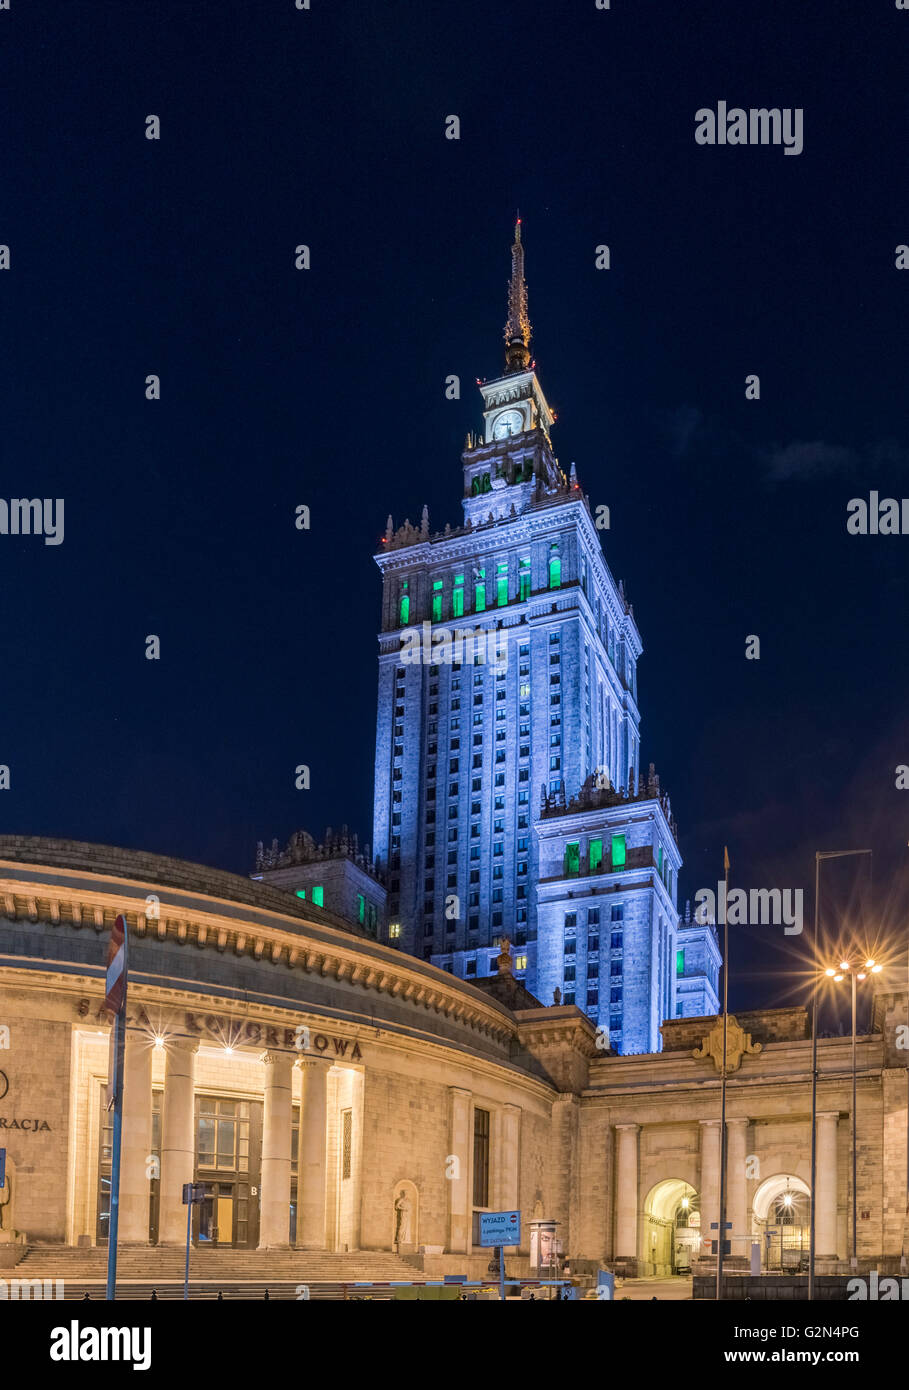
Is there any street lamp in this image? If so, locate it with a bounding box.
[808,848,872,1301]
[829,956,883,1269]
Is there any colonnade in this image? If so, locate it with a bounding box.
[117,1037,332,1249]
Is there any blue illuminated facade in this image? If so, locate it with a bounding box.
[371,221,719,1052]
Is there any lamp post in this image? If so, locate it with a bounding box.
[808,849,872,1301]
[827,957,883,1269]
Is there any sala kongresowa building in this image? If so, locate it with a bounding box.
[373,218,718,1054]
[1,228,907,1282]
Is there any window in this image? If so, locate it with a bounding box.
[587,907,600,926]
[564,842,580,877]
[432,579,443,623]
[676,949,685,976]
[475,569,486,612]
[399,582,410,626]
[519,557,531,602]
[611,905,624,923]
[611,833,626,869]
[549,548,561,590]
[389,922,401,939]
[295,889,306,900]
[453,575,464,618]
[473,1108,490,1209]
[563,965,576,982]
[589,839,603,873]
[496,562,509,608]
[341,1109,352,1180]
[356,893,365,923]
[515,954,527,971]
[311,885,324,907]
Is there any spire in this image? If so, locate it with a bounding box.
[503,213,531,373]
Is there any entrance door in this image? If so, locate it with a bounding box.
[195,1183,235,1244]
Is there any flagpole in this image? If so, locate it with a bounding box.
[715,846,730,1301]
[105,915,129,1302]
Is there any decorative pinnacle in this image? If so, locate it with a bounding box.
[503,213,531,373]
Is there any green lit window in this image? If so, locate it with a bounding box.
[676,949,685,977]
[475,569,486,612]
[295,889,306,900]
[611,833,626,869]
[496,562,508,608]
[357,893,365,924]
[432,579,443,623]
[657,845,663,874]
[312,885,323,907]
[589,838,603,873]
[549,551,561,590]
[453,575,464,619]
[564,842,580,877]
[399,580,409,626]
[519,558,531,603]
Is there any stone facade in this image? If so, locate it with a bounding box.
[0,838,907,1281]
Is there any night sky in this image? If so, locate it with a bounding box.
[2,0,906,1021]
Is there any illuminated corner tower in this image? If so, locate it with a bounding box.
[371,218,687,1052]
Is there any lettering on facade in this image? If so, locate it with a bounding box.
[0,1118,51,1131]
[74,1001,362,1060]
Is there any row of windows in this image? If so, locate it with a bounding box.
[563,835,626,876]
[399,549,563,627]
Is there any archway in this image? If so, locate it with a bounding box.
[641,1179,699,1276]
[752,1174,810,1272]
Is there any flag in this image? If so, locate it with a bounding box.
[105,914,127,1016]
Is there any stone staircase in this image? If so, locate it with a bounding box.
[13,1246,430,1299]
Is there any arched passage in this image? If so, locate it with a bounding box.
[641,1179,699,1276]
[752,1173,810,1272]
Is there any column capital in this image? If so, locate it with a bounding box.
[165,1036,200,1056]
[261,1050,294,1069]
[615,1122,640,1133]
[449,1086,472,1099]
[817,1110,841,1120]
[699,1118,722,1128]
[727,1116,749,1128]
[503,1102,522,1117]
[296,1055,331,1071]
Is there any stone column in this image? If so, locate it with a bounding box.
[614,1124,640,1266]
[158,1038,199,1245]
[296,1059,329,1250]
[816,1111,839,1260]
[499,1104,521,1243]
[699,1119,721,1261]
[258,1052,293,1249]
[727,1118,749,1262]
[119,1034,153,1244]
[448,1087,472,1254]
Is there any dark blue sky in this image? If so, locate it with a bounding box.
[1,0,906,1016]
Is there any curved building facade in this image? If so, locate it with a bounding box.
[1,837,907,1285]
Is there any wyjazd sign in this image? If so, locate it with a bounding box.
[478,1210,521,1247]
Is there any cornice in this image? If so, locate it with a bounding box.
[0,863,517,1048]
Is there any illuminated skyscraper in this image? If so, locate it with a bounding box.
[372,220,717,1052]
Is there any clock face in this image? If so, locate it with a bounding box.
[493,409,523,440]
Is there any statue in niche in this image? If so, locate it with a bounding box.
[393,1188,413,1246]
[0,1167,14,1239]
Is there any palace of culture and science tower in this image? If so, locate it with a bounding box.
[257,221,720,1056]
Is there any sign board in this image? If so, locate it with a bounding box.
[478,1209,521,1247]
